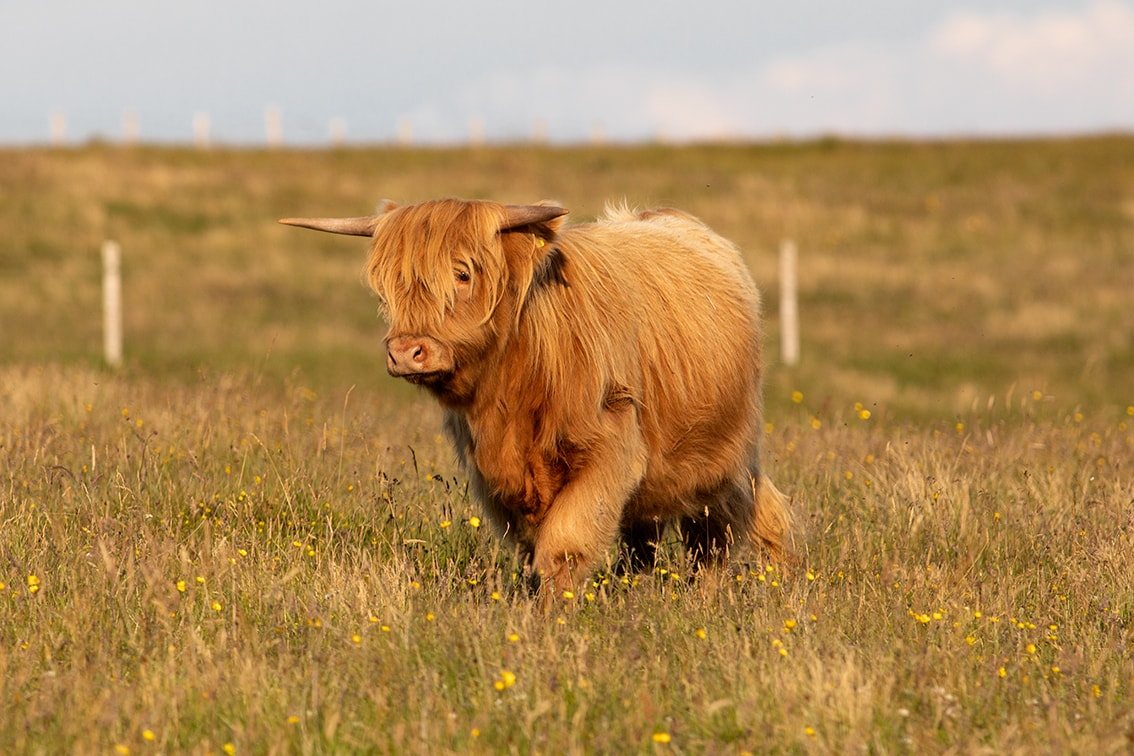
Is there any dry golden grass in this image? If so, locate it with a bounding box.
[1,139,1132,752]
[3,365,1131,753]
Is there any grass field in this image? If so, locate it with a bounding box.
[2,138,1133,753]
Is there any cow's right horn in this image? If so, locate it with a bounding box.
[278,215,380,237]
[500,204,569,231]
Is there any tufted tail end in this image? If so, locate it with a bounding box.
[752,474,794,565]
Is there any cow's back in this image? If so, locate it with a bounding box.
[543,206,765,516]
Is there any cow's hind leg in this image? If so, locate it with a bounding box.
[681,478,755,569]
[619,519,663,573]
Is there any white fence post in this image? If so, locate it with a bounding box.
[329,118,347,146]
[50,112,67,146]
[123,110,140,145]
[469,116,485,147]
[193,112,211,148]
[532,118,549,145]
[265,105,283,147]
[102,240,123,368]
[779,239,799,366]
[397,117,414,146]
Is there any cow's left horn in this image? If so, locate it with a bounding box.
[278,216,380,237]
[500,204,568,231]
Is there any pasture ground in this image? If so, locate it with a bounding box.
[1,139,1132,752]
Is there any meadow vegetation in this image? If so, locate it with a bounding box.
[1,138,1132,752]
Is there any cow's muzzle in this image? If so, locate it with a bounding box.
[386,336,450,378]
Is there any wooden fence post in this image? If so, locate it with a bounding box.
[397,117,414,146]
[123,110,140,145]
[265,105,283,147]
[330,118,347,146]
[102,240,123,368]
[193,112,211,148]
[50,112,67,146]
[779,239,799,366]
[469,116,485,147]
[532,118,549,145]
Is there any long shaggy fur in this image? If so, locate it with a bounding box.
[363,198,790,592]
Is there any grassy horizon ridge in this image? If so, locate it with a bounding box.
[3,136,1132,418]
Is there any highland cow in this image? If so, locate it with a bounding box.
[281,199,790,594]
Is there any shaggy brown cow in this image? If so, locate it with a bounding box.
[281,198,790,594]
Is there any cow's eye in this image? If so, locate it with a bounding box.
[455,269,471,284]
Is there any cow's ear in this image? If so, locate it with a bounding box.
[500,204,568,237]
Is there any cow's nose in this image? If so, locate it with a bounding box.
[387,338,430,374]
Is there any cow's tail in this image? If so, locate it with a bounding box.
[751,474,794,565]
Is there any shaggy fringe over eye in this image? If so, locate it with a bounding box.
[366,200,510,328]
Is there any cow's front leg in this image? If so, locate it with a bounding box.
[531,415,647,597]
[531,496,619,597]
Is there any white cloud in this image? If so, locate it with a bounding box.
[642,78,751,141]
[4,1,1132,144]
[741,0,1134,136]
[405,0,1134,142]
[751,45,909,135]
[930,0,1134,95]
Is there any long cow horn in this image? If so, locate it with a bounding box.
[278,215,380,237]
[500,204,568,231]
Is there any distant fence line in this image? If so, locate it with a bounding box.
[73,105,799,368]
[44,109,624,148]
[97,237,802,370]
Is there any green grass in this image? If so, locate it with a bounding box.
[1,139,1133,752]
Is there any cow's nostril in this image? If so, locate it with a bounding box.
[388,340,430,373]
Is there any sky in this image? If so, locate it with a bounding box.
[2,0,1132,146]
